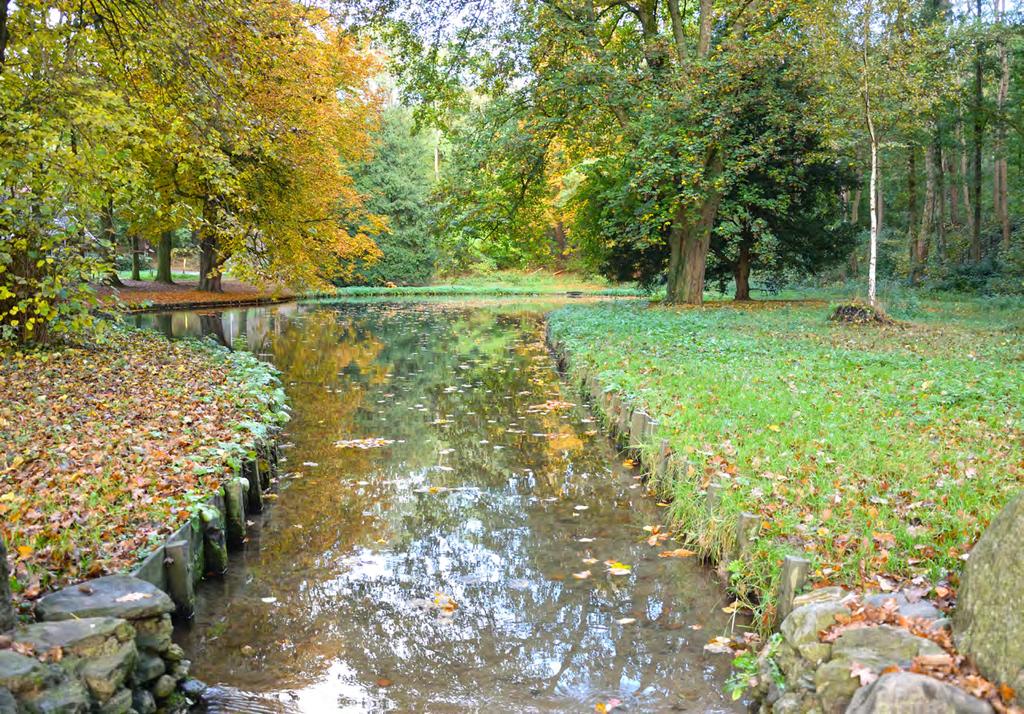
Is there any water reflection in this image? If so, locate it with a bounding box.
[155,300,743,713]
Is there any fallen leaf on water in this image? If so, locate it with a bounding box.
[574,505,589,511]
[722,601,742,614]
[261,597,277,604]
[605,561,631,576]
[595,698,621,713]
[703,636,734,655]
[376,678,393,688]
[572,570,592,580]
[659,548,697,558]
[578,537,595,543]
[581,557,598,565]
[616,617,636,625]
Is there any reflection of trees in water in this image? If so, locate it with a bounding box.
[181,302,736,711]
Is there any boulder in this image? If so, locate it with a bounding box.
[14,618,133,659]
[0,687,15,714]
[35,576,174,623]
[80,640,136,701]
[831,625,944,663]
[846,672,993,713]
[955,494,1024,702]
[132,614,173,654]
[18,679,91,713]
[0,651,48,694]
[864,593,943,622]
[97,688,133,714]
[781,601,849,664]
[815,626,944,713]
[131,651,165,685]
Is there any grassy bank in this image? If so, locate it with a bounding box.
[314,269,642,298]
[547,296,1024,627]
[0,327,287,605]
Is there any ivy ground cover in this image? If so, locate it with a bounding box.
[0,327,287,605]
[547,296,1024,626]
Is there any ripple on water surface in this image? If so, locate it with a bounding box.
[155,300,745,713]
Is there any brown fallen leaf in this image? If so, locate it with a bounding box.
[659,548,697,558]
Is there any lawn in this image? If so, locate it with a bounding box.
[318,269,642,297]
[547,294,1024,627]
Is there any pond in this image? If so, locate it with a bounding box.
[136,299,743,713]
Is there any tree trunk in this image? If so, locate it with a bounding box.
[907,147,919,275]
[665,150,722,305]
[0,0,10,70]
[850,188,861,224]
[130,236,142,281]
[914,142,937,285]
[959,119,975,247]
[971,0,984,262]
[995,0,1010,250]
[935,138,947,262]
[945,150,959,226]
[198,229,223,293]
[862,4,879,306]
[101,200,124,288]
[734,241,752,300]
[155,230,174,284]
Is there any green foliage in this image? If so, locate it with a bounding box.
[347,108,438,286]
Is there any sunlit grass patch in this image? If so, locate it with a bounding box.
[548,295,1024,627]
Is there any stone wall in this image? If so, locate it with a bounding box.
[0,437,280,712]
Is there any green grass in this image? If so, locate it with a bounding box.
[547,294,1024,628]
[306,269,642,298]
[116,269,197,282]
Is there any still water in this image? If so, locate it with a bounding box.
[138,299,742,713]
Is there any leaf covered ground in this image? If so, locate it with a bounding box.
[547,295,1024,627]
[0,327,287,605]
[98,278,293,311]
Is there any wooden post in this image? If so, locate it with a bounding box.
[776,555,811,626]
[654,439,672,480]
[223,479,247,549]
[201,504,229,576]
[735,512,762,559]
[0,535,14,632]
[706,480,725,511]
[617,400,631,442]
[164,540,195,617]
[244,459,263,513]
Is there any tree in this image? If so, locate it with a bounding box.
[366,0,841,304]
[348,106,438,285]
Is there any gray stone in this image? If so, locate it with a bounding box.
[0,687,15,714]
[151,673,176,699]
[36,576,174,623]
[132,615,173,654]
[831,625,944,663]
[19,679,91,713]
[955,494,1024,703]
[774,692,819,714]
[98,688,133,714]
[132,651,165,684]
[170,659,190,680]
[132,688,157,714]
[793,587,849,609]
[163,644,184,663]
[0,650,47,694]
[14,617,132,658]
[846,672,994,713]
[180,678,207,699]
[81,640,136,701]
[781,601,849,664]
[815,626,944,713]
[864,592,943,621]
